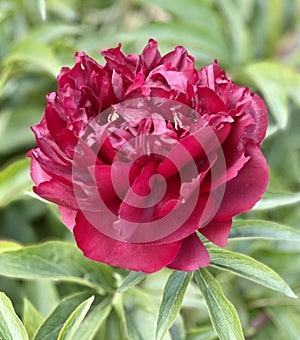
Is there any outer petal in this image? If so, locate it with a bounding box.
[58,206,77,231]
[214,144,268,220]
[168,233,210,271]
[28,152,51,185]
[244,93,268,144]
[199,219,232,247]
[33,180,78,209]
[74,212,182,274]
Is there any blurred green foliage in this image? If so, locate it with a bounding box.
[0,0,300,339]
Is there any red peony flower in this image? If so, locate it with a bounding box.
[28,39,268,273]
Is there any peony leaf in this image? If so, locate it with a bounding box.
[123,288,171,340]
[33,292,92,340]
[5,40,61,77]
[117,271,147,293]
[72,300,111,340]
[186,326,217,340]
[57,296,94,340]
[0,240,22,254]
[267,306,300,340]
[22,298,43,339]
[36,0,46,21]
[156,271,193,340]
[139,0,226,45]
[124,311,143,340]
[118,22,227,62]
[0,241,115,292]
[215,0,250,64]
[0,158,32,207]
[229,220,300,241]
[209,249,297,298]
[194,269,244,340]
[27,24,82,44]
[245,62,299,129]
[253,191,300,210]
[0,292,29,340]
[25,280,59,318]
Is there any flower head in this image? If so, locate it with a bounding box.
[28,39,268,273]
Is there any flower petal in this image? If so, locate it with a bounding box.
[74,212,182,274]
[214,144,268,220]
[199,219,232,246]
[58,206,77,231]
[168,233,210,271]
[33,180,78,209]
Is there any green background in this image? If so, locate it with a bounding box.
[0,0,299,339]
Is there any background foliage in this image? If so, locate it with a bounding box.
[0,0,299,339]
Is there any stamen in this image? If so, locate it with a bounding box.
[108,110,119,122]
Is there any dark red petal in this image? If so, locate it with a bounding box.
[214,144,268,220]
[58,206,77,231]
[244,93,268,144]
[198,60,227,90]
[118,162,157,223]
[74,212,182,274]
[195,86,227,113]
[33,180,78,209]
[151,193,213,244]
[199,219,232,246]
[168,233,210,271]
[29,153,52,185]
[141,39,161,73]
[91,165,116,202]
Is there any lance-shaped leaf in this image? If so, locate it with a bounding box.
[57,296,94,340]
[229,220,300,241]
[34,292,92,340]
[0,241,115,292]
[156,271,193,340]
[0,293,29,340]
[209,249,296,298]
[253,191,300,210]
[117,271,147,293]
[194,269,244,340]
[72,300,112,340]
[22,298,43,339]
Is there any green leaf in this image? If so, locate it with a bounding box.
[267,306,300,339]
[5,40,61,77]
[37,0,47,21]
[0,240,22,253]
[229,220,300,241]
[187,326,217,340]
[0,292,29,340]
[72,300,112,340]
[0,106,42,156]
[34,292,91,340]
[57,296,94,340]
[117,271,147,293]
[209,249,297,298]
[140,0,225,45]
[156,271,193,340]
[118,22,227,62]
[0,158,32,207]
[123,288,171,340]
[245,62,299,129]
[24,280,60,318]
[124,309,143,340]
[253,191,300,210]
[194,269,244,340]
[27,24,82,44]
[22,298,43,339]
[0,241,115,292]
[215,0,250,64]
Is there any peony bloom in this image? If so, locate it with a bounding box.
[28,39,268,273]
